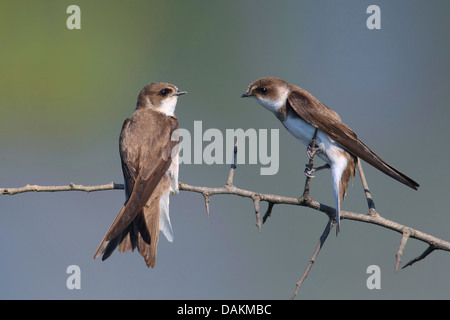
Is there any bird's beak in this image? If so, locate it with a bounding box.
[175,90,187,96]
[241,92,251,98]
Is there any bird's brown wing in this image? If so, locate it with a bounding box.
[94,113,180,261]
[287,87,419,190]
[119,119,135,200]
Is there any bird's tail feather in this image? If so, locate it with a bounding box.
[355,140,419,190]
[159,190,174,242]
[331,165,342,235]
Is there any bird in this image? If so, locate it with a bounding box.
[241,77,419,233]
[94,82,187,267]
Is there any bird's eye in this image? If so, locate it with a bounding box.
[260,87,268,94]
[160,89,169,96]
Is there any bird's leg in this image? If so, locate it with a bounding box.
[300,128,319,201]
[307,144,320,159]
[304,128,328,178]
[304,163,331,178]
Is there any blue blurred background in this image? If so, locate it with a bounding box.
[1,0,449,299]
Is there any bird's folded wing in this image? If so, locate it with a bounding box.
[287,89,419,190]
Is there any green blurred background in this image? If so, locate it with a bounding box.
[1,0,449,299]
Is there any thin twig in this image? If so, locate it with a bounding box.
[202,192,211,217]
[252,194,262,232]
[395,228,412,272]
[226,138,238,187]
[402,245,436,269]
[262,202,275,224]
[291,218,334,299]
[357,159,378,216]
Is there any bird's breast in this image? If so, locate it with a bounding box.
[282,114,345,165]
[282,115,318,145]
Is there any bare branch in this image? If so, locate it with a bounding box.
[0,182,123,195]
[3,181,449,254]
[226,138,238,187]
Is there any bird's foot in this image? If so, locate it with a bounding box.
[307,145,318,159]
[304,163,331,177]
[304,166,316,178]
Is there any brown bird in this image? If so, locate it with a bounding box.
[94,82,186,267]
[242,77,419,233]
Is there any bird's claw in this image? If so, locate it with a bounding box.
[307,145,319,159]
[304,166,316,178]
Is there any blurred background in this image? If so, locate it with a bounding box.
[1,0,449,299]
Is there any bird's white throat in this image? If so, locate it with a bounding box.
[254,87,290,113]
[159,96,178,116]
